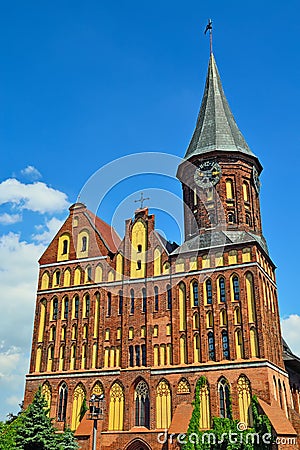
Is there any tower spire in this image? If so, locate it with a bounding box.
[184,52,257,160]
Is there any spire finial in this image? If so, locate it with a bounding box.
[134,192,150,209]
[204,19,213,54]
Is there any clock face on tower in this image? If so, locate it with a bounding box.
[194,160,222,189]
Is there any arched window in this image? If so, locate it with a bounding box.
[129,346,134,367]
[50,325,56,342]
[219,378,231,419]
[156,380,171,429]
[74,267,81,285]
[222,330,230,359]
[83,294,90,318]
[47,346,54,371]
[71,384,85,431]
[179,283,186,331]
[52,298,58,320]
[234,307,242,324]
[85,266,92,283]
[250,327,259,357]
[95,264,103,282]
[246,272,256,323]
[205,279,213,304]
[232,276,240,301]
[108,382,124,431]
[73,296,79,319]
[167,285,172,310]
[57,382,68,422]
[193,312,200,329]
[142,344,146,366]
[70,345,76,370]
[35,347,42,372]
[154,248,162,276]
[219,277,226,302]
[226,179,234,199]
[118,290,123,315]
[81,236,87,252]
[192,281,199,306]
[135,381,150,428]
[237,375,253,426]
[180,335,187,364]
[107,292,111,316]
[63,297,69,319]
[38,300,46,343]
[154,286,159,312]
[63,269,71,287]
[163,262,170,274]
[199,378,211,429]
[130,289,134,314]
[243,182,250,202]
[208,332,215,361]
[220,309,227,327]
[235,329,244,358]
[62,239,68,255]
[206,311,213,328]
[193,334,201,363]
[83,324,88,339]
[228,212,236,224]
[116,253,124,280]
[160,344,166,366]
[129,327,134,340]
[153,325,158,337]
[105,328,110,341]
[246,213,252,226]
[177,378,191,394]
[41,272,50,290]
[142,288,147,313]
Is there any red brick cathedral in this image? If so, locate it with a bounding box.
[24,52,300,449]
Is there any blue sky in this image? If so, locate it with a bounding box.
[0,0,299,419]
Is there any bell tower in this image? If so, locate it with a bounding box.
[177,53,264,242]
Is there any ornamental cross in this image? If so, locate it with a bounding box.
[134,192,150,209]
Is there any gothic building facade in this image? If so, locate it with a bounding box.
[24,52,300,449]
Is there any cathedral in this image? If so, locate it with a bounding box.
[24,49,300,449]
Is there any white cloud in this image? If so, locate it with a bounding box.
[281,314,300,357]
[33,217,64,245]
[0,232,47,419]
[20,165,42,181]
[0,213,22,225]
[0,178,69,214]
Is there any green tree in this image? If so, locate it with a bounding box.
[15,386,58,450]
[57,427,79,450]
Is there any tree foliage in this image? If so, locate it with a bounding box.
[182,378,273,450]
[0,386,79,450]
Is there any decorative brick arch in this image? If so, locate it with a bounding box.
[125,438,152,450]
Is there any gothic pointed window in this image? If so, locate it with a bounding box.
[199,378,211,429]
[62,240,68,255]
[219,378,231,419]
[107,292,111,316]
[219,277,226,302]
[156,380,171,429]
[108,382,124,431]
[192,281,199,306]
[63,297,69,319]
[205,279,213,304]
[237,375,253,426]
[130,289,134,314]
[118,290,123,315]
[167,285,172,310]
[232,276,240,301]
[57,382,68,422]
[81,236,87,252]
[52,298,58,320]
[135,381,150,428]
[208,331,215,361]
[154,286,159,312]
[226,179,234,199]
[142,288,147,312]
[71,383,85,431]
[142,344,146,366]
[222,330,230,360]
[228,212,235,223]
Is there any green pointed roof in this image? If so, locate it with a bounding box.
[184,53,256,160]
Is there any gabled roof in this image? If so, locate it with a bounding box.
[184,53,256,160]
[84,209,121,253]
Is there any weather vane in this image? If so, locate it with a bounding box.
[134,192,150,209]
[204,19,213,54]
